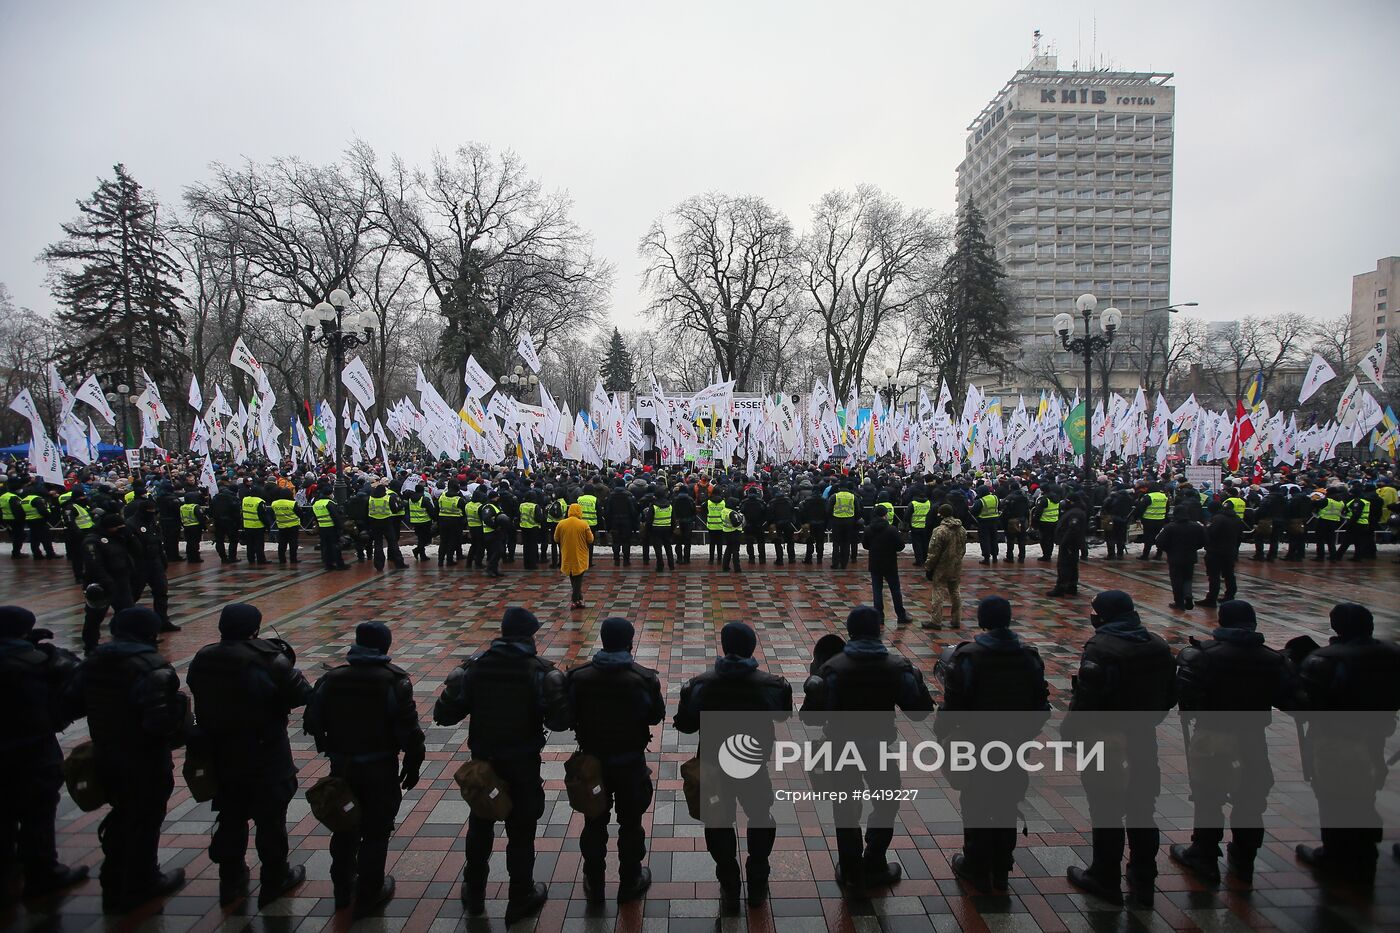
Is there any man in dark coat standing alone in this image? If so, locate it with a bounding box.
[862,505,910,625]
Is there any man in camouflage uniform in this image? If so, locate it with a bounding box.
[924,505,968,630]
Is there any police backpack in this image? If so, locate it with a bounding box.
[62,741,106,812]
[563,751,608,819]
[454,759,512,821]
[182,735,219,803]
[307,775,361,833]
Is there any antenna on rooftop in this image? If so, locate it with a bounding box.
[1032,29,1041,59]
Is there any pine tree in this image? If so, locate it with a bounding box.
[923,199,1016,395]
[43,163,188,395]
[599,326,634,392]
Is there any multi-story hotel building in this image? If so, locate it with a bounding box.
[957,54,1175,393]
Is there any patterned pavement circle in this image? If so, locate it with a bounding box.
[4,543,1400,932]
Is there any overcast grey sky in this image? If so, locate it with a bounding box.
[2,0,1396,331]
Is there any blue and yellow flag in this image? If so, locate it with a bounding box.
[1243,371,1265,413]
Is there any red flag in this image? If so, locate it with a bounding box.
[1228,400,1255,472]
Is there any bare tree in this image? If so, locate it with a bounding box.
[0,286,63,445]
[639,192,794,391]
[797,186,942,399]
[354,142,611,399]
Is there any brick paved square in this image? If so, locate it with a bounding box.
[5,546,1398,931]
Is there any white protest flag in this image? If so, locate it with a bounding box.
[188,373,203,411]
[8,388,44,436]
[201,453,218,497]
[1358,338,1388,389]
[341,355,376,410]
[48,363,75,419]
[87,418,102,462]
[59,410,90,465]
[937,379,953,413]
[211,384,235,418]
[463,354,495,400]
[32,432,64,486]
[517,330,542,374]
[229,337,271,394]
[74,374,117,426]
[1335,375,1362,426]
[1298,353,1337,404]
[188,414,210,455]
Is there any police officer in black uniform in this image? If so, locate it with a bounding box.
[1170,600,1290,886]
[179,490,208,562]
[798,484,828,564]
[740,485,768,564]
[1101,483,1135,560]
[188,603,313,906]
[305,622,425,918]
[674,622,792,909]
[768,484,797,566]
[1291,602,1400,883]
[154,481,184,562]
[671,483,696,564]
[64,607,190,913]
[0,606,89,900]
[433,607,567,925]
[210,481,242,563]
[566,617,666,904]
[128,498,179,634]
[1001,481,1031,563]
[801,606,935,895]
[80,512,139,654]
[1063,590,1176,908]
[936,597,1049,891]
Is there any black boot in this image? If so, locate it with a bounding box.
[1170,844,1220,885]
[353,876,395,920]
[582,874,605,905]
[616,867,652,903]
[24,863,90,900]
[461,875,487,915]
[219,864,250,907]
[1066,866,1122,904]
[505,881,548,923]
[258,864,306,907]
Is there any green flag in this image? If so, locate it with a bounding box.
[1065,401,1087,456]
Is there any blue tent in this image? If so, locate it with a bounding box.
[0,441,126,460]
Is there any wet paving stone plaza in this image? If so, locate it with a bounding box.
[6,545,1400,933]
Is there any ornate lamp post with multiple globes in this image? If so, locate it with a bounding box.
[1053,293,1121,487]
[301,288,375,502]
[499,363,539,399]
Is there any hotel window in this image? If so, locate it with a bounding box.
[1379,288,1388,297]
[1379,315,1387,324]
[1379,302,1388,311]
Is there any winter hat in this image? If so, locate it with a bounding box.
[0,605,37,639]
[112,607,161,644]
[99,512,125,529]
[1216,600,1257,630]
[977,596,1013,629]
[937,504,954,517]
[501,606,541,639]
[845,605,882,641]
[720,621,757,658]
[600,616,634,652]
[1090,590,1135,626]
[1330,603,1374,639]
[218,603,262,640]
[355,620,393,652]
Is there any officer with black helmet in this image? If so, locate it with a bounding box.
[674,621,792,909]
[179,489,208,562]
[0,605,89,900]
[433,607,568,925]
[1170,599,1290,886]
[801,606,934,895]
[481,488,509,578]
[936,597,1049,891]
[1291,602,1400,883]
[61,485,96,583]
[80,512,139,653]
[304,621,424,918]
[188,603,313,907]
[63,607,190,913]
[128,498,179,634]
[566,617,666,905]
[1063,590,1176,908]
[768,484,797,566]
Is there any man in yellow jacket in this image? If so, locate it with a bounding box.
[555,503,594,610]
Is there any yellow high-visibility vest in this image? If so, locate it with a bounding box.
[978,494,1000,520]
[367,495,392,520]
[577,494,598,526]
[910,499,932,529]
[652,504,672,528]
[832,491,856,519]
[1143,492,1168,521]
[271,499,300,529]
[180,503,201,527]
[241,496,266,529]
[313,499,336,527]
[437,495,463,518]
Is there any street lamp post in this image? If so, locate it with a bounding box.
[301,288,375,502]
[880,367,909,409]
[109,382,131,448]
[1054,294,1122,488]
[499,363,539,399]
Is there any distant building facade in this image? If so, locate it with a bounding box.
[956,54,1175,394]
[1350,256,1399,361]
